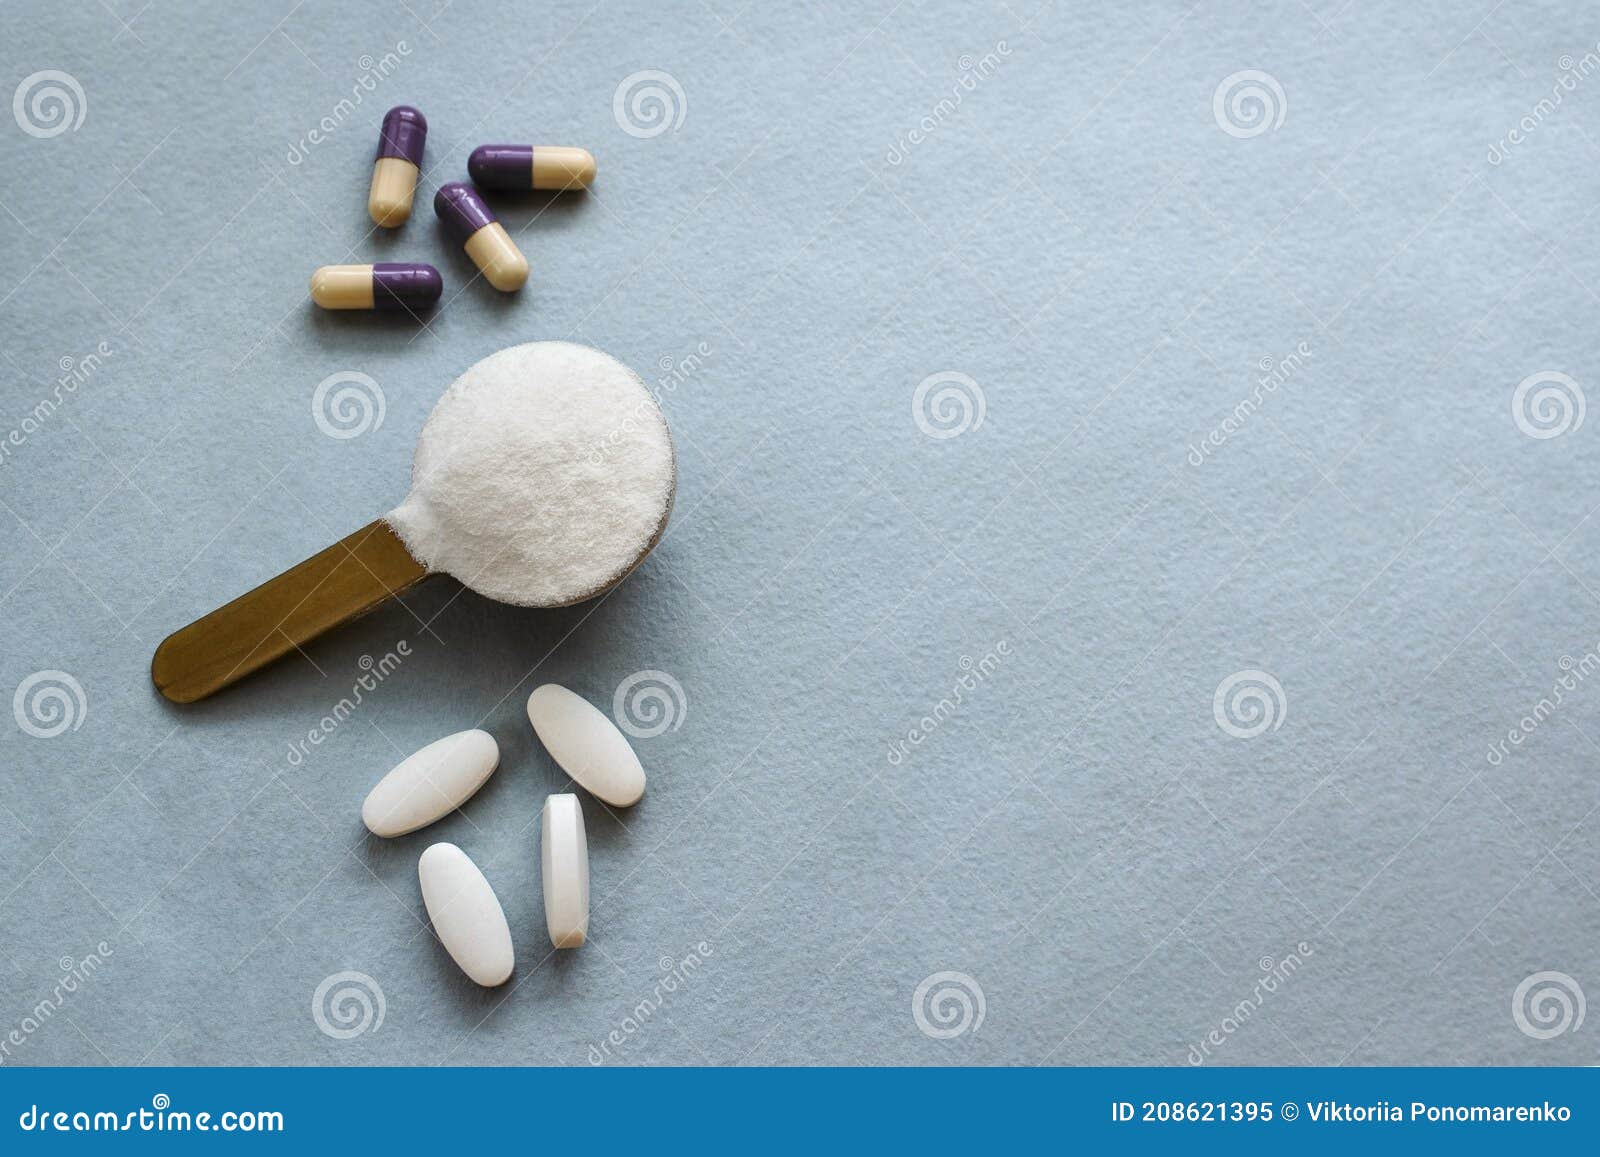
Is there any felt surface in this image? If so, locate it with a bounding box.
[1,0,1597,1066]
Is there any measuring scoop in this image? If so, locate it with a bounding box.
[152,342,675,704]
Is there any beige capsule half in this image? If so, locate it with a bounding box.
[368,156,420,227]
[310,265,375,310]
[464,223,529,292]
[532,147,596,190]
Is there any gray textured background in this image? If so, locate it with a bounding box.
[1,0,1597,1066]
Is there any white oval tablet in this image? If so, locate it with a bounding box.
[417,842,514,986]
[541,794,589,948]
[526,684,646,806]
[362,729,500,837]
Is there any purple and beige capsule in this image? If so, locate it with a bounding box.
[369,105,427,227]
[310,263,443,312]
[434,182,529,292]
[468,144,596,191]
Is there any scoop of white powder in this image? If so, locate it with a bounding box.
[386,342,675,607]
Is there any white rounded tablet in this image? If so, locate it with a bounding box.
[417,842,514,986]
[362,729,500,837]
[541,794,589,948]
[527,684,646,806]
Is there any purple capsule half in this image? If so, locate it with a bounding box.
[376,105,428,166]
[310,263,442,312]
[372,263,443,311]
[433,182,498,243]
[468,145,533,188]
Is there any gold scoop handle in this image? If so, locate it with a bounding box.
[151,520,429,704]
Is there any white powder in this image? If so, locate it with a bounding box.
[386,342,675,607]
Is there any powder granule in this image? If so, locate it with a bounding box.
[386,342,675,607]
